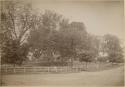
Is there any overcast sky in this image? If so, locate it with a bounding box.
[28,0,124,39]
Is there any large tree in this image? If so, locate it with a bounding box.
[78,34,100,69]
[0,1,36,65]
[58,22,87,62]
[28,10,88,66]
[28,10,63,62]
[103,34,124,63]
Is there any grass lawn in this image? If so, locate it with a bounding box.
[1,66,124,86]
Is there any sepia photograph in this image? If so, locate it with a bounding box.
[0,0,124,87]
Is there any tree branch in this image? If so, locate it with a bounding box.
[8,10,18,39]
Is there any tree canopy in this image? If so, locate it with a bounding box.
[0,1,124,66]
[103,34,124,63]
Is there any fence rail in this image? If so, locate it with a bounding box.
[1,66,84,74]
[1,63,122,74]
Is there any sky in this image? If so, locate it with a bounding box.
[27,0,124,39]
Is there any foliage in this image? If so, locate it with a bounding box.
[79,51,94,62]
[103,34,124,63]
[28,13,88,63]
[1,1,124,66]
[1,39,29,65]
[1,1,33,65]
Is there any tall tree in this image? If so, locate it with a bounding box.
[103,34,124,63]
[28,11,88,65]
[59,22,87,62]
[0,1,36,65]
[78,34,99,69]
[28,10,62,62]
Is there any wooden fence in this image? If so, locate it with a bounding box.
[1,63,122,74]
[1,66,84,74]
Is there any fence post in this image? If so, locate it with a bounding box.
[55,67,57,72]
[13,68,16,73]
[48,67,49,72]
[33,67,35,72]
[5,67,7,73]
[23,67,26,73]
[67,67,68,72]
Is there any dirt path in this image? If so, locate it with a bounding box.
[2,66,124,86]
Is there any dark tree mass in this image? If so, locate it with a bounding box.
[0,1,124,66]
